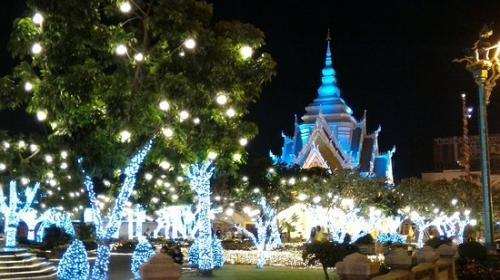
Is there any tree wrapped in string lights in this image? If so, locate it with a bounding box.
[80,140,153,279]
[0,180,40,247]
[236,197,282,269]
[187,162,216,274]
[131,237,156,279]
[57,239,89,280]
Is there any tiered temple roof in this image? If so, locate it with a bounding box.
[270,35,395,183]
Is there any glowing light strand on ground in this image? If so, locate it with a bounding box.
[187,161,215,273]
[80,139,153,280]
[236,197,282,269]
[57,239,90,280]
[0,180,40,247]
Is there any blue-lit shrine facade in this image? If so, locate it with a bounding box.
[270,37,395,183]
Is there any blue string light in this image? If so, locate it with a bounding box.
[0,180,40,247]
[131,237,156,279]
[80,140,153,280]
[212,237,224,269]
[187,162,215,273]
[236,197,282,269]
[57,239,90,280]
[35,208,75,242]
[188,239,200,266]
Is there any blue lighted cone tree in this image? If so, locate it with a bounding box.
[212,237,225,269]
[57,239,89,280]
[131,237,156,280]
[0,180,40,247]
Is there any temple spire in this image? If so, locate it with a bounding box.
[317,29,340,98]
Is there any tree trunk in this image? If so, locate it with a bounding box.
[4,218,18,247]
[91,241,111,280]
[322,264,330,280]
[256,248,266,269]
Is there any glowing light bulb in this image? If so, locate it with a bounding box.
[31,43,42,55]
[232,153,242,162]
[193,117,200,125]
[44,154,53,164]
[183,38,196,49]
[253,188,260,193]
[162,127,173,138]
[298,193,308,201]
[208,151,218,160]
[239,138,248,146]
[159,100,170,111]
[240,45,253,60]
[451,198,458,206]
[179,110,189,121]
[226,108,236,118]
[61,150,68,159]
[119,1,132,13]
[116,44,127,55]
[179,51,185,57]
[0,163,6,171]
[313,196,321,204]
[225,208,234,216]
[18,141,26,149]
[60,162,68,170]
[24,81,33,92]
[36,110,47,121]
[29,144,38,152]
[172,194,179,201]
[134,52,144,62]
[144,173,153,181]
[20,177,29,185]
[159,161,170,170]
[32,13,44,25]
[242,176,248,182]
[216,94,228,105]
[119,130,132,143]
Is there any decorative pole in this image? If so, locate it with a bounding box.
[455,25,500,248]
[461,93,471,179]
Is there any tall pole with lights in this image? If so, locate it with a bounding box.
[461,93,472,179]
[455,26,500,248]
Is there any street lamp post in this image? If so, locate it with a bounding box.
[455,26,500,248]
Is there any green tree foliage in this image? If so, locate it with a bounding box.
[2,0,275,209]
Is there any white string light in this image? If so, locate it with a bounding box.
[31,43,42,55]
[183,38,196,49]
[115,44,127,55]
[119,1,132,13]
[32,13,44,25]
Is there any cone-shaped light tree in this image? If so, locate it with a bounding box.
[2,0,274,277]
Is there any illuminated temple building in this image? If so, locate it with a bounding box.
[270,36,395,183]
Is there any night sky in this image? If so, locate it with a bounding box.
[2,1,500,179]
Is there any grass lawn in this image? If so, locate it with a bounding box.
[180,265,339,280]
